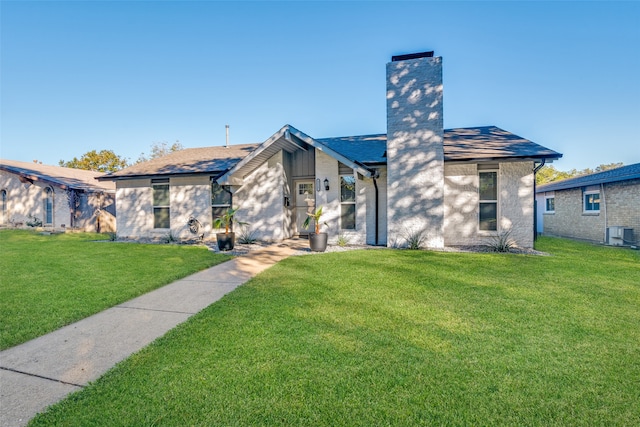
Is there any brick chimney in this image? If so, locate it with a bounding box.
[386,51,445,248]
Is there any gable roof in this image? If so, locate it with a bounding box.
[218,125,376,185]
[317,126,562,165]
[537,163,640,193]
[98,125,561,182]
[97,144,259,180]
[443,126,561,162]
[0,159,115,192]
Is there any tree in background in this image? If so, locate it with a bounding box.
[136,141,184,163]
[536,162,625,185]
[59,149,129,172]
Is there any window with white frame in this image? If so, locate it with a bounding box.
[152,179,170,228]
[44,187,54,225]
[1,189,7,225]
[212,182,231,227]
[478,170,498,231]
[340,175,356,230]
[545,196,555,213]
[583,190,600,213]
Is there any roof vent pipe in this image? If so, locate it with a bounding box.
[225,124,229,148]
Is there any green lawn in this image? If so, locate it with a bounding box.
[29,237,640,426]
[0,229,231,349]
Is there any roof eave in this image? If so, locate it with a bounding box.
[444,153,562,165]
[1,166,113,192]
[217,125,376,185]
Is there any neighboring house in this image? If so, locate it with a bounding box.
[536,163,640,245]
[0,159,116,232]
[99,52,562,248]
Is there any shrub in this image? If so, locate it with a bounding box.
[238,226,258,244]
[402,228,427,250]
[163,233,177,244]
[489,229,516,252]
[26,215,43,227]
[336,234,350,247]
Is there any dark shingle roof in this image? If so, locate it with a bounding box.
[0,159,115,192]
[317,126,561,165]
[100,126,561,180]
[443,126,561,162]
[317,134,387,164]
[99,144,259,180]
[537,163,640,193]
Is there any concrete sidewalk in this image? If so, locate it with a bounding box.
[0,241,305,427]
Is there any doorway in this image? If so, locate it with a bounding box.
[294,180,315,235]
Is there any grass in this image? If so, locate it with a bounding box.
[0,229,231,349]
[28,237,640,425]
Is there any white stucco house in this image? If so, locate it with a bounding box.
[0,159,116,232]
[99,52,562,248]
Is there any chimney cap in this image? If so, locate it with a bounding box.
[391,51,435,62]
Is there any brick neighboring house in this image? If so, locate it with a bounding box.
[0,159,116,232]
[536,163,640,245]
[99,52,562,248]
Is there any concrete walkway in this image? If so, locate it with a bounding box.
[0,241,306,427]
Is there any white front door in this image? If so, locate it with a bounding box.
[295,180,315,235]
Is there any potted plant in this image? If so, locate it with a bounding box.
[303,206,328,252]
[213,208,247,251]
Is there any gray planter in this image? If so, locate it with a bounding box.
[308,232,328,252]
[216,232,236,251]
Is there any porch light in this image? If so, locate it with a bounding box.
[324,178,330,191]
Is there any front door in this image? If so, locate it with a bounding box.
[295,180,315,235]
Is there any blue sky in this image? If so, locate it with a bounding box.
[1,1,639,171]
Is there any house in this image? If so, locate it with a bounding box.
[536,163,640,245]
[99,52,562,248]
[0,159,116,232]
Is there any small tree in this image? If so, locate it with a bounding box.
[213,208,247,234]
[303,206,327,234]
[59,150,128,172]
[137,141,184,163]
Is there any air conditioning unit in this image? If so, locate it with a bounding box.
[607,226,634,246]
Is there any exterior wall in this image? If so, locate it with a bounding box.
[78,192,116,232]
[606,179,640,240]
[170,176,213,240]
[500,162,535,248]
[315,150,342,243]
[0,169,112,232]
[314,150,384,245]
[116,179,155,239]
[234,151,288,242]
[543,178,640,244]
[386,55,445,248]
[116,177,212,241]
[443,162,535,248]
[115,153,289,242]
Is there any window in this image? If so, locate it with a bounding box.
[298,183,313,195]
[479,171,498,231]
[545,196,555,213]
[1,190,6,225]
[44,187,54,225]
[340,175,356,230]
[152,180,170,228]
[212,182,231,227]
[584,191,600,213]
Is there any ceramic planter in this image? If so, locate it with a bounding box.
[308,232,328,252]
[216,232,235,251]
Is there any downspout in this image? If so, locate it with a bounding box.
[373,175,379,246]
[601,182,607,243]
[532,159,546,242]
